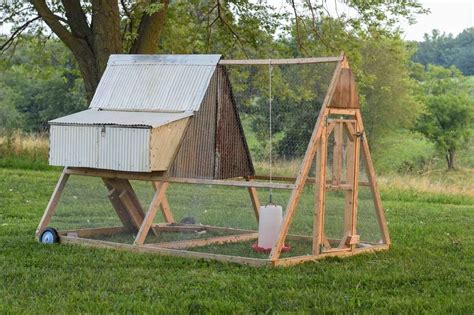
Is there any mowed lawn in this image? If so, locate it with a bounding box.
[0,168,473,313]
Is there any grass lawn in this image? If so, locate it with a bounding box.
[0,168,473,313]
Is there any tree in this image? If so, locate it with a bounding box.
[1,0,427,102]
[412,28,474,76]
[414,65,473,170]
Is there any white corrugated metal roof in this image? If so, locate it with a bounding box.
[89,54,221,112]
[49,109,192,128]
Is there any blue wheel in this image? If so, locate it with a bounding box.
[39,228,59,244]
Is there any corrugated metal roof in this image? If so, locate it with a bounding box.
[49,109,192,128]
[89,54,221,112]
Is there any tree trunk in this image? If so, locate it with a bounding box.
[446,149,456,170]
[31,0,169,103]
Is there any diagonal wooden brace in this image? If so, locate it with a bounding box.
[134,182,169,245]
[151,182,174,223]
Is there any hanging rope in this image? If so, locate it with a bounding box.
[269,60,273,204]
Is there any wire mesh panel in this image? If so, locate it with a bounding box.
[42,59,390,264]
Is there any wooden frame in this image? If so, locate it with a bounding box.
[38,54,390,267]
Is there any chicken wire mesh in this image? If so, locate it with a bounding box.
[46,60,383,259]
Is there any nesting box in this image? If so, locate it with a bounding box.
[49,55,254,178]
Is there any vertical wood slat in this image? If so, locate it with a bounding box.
[270,54,345,261]
[134,182,169,245]
[36,168,70,236]
[355,111,391,245]
[339,127,355,248]
[332,123,343,184]
[313,125,328,254]
[349,120,361,250]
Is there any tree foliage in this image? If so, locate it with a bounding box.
[412,28,474,76]
[413,65,473,170]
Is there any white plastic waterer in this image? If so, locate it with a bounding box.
[257,204,283,250]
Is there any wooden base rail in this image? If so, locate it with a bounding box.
[58,234,388,267]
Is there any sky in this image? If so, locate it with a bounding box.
[399,0,473,40]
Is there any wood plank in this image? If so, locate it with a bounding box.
[58,226,129,238]
[332,122,343,185]
[152,182,174,223]
[273,244,390,267]
[65,168,295,189]
[119,190,145,229]
[349,116,362,250]
[270,53,345,261]
[145,233,258,249]
[313,125,328,255]
[340,137,355,249]
[60,235,271,267]
[218,56,342,65]
[150,117,190,171]
[36,168,70,237]
[328,108,357,116]
[103,180,137,231]
[355,111,391,245]
[134,182,169,245]
[245,177,261,221]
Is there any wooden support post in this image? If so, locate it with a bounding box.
[332,122,343,185]
[134,182,169,245]
[245,177,261,222]
[152,182,174,223]
[339,130,355,248]
[355,111,391,245]
[36,168,69,237]
[313,125,328,255]
[270,54,344,261]
[349,117,361,250]
[106,187,137,231]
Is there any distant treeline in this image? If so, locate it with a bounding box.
[412,28,474,76]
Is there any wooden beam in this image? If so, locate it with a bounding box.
[218,56,342,65]
[60,235,271,267]
[313,125,328,255]
[65,168,295,189]
[340,137,355,249]
[152,182,174,223]
[36,168,69,237]
[328,108,357,116]
[245,177,261,222]
[145,233,258,249]
[332,122,343,185]
[104,184,137,231]
[349,116,361,250]
[270,53,344,261]
[134,182,169,245]
[273,244,389,267]
[355,111,391,245]
[58,226,129,238]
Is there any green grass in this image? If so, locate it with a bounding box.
[1,168,473,313]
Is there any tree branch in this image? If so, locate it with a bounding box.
[61,0,92,40]
[0,16,41,52]
[30,0,78,50]
[130,0,170,54]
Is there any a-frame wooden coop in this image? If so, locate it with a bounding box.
[38,54,390,267]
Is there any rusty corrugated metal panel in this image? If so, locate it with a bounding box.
[89,54,221,112]
[167,72,218,178]
[49,109,193,128]
[215,66,254,179]
[49,125,151,172]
